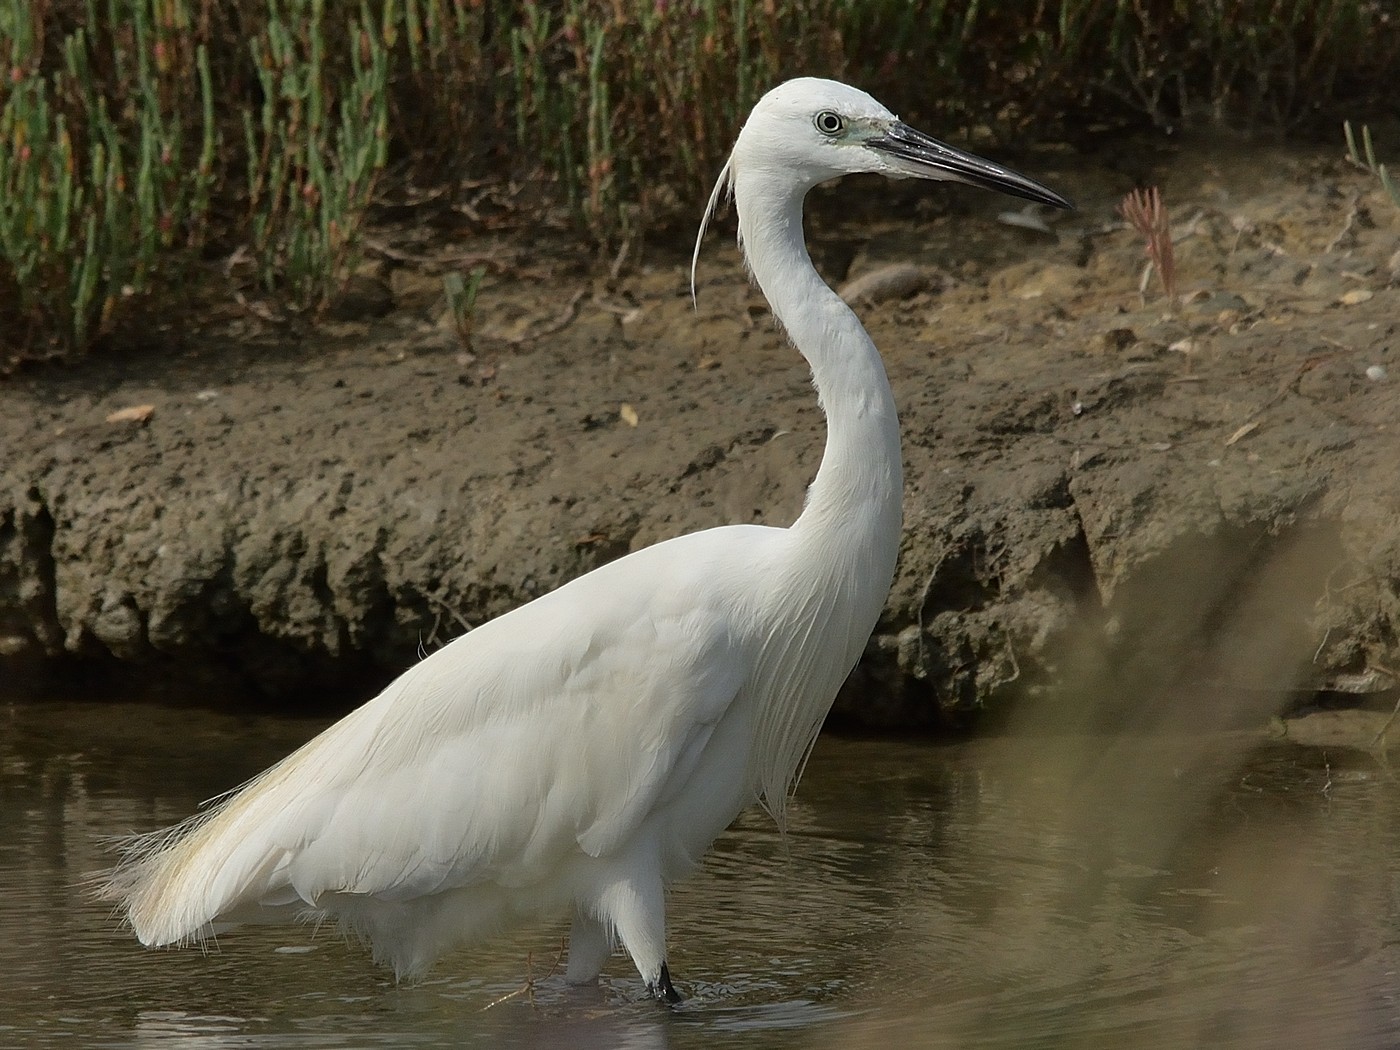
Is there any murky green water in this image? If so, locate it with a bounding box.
[3,700,1398,1048]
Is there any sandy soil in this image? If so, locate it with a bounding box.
[3,133,1398,732]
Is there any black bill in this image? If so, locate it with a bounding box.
[866,121,1072,210]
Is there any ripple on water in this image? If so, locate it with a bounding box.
[3,703,1400,1048]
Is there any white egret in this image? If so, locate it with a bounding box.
[97,78,1069,1003]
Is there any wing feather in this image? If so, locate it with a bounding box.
[99,526,778,944]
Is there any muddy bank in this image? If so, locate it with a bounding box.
[3,137,1399,729]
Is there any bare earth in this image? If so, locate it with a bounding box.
[3,135,1398,734]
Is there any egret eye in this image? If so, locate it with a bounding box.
[813,110,844,136]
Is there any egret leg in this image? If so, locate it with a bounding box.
[600,872,681,1003]
[653,963,681,1004]
[565,911,613,984]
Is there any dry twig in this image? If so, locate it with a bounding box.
[479,940,567,1011]
[505,288,588,346]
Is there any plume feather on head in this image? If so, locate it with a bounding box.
[690,155,736,305]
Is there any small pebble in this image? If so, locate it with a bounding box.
[838,264,926,305]
[1365,364,1387,381]
[996,206,1055,234]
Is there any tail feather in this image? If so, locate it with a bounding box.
[92,691,407,946]
[93,760,311,946]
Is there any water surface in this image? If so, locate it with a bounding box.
[2,701,1398,1048]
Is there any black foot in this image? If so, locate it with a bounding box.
[649,962,682,1004]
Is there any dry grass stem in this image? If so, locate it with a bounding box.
[1120,187,1178,309]
[479,939,566,1011]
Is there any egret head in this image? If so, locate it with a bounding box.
[693,78,1070,299]
[733,77,1071,207]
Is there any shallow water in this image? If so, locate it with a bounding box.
[2,700,1399,1049]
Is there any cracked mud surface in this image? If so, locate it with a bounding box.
[3,135,1399,728]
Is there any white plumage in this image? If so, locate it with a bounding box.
[98,77,1068,1002]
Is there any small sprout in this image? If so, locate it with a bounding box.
[443,265,488,352]
[1120,186,1177,310]
[1344,121,1400,210]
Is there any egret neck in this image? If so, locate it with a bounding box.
[728,165,904,819]
[733,167,903,585]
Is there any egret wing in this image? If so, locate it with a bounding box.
[281,577,748,902]
[107,527,772,943]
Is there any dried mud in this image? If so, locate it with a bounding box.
[3,135,1399,732]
